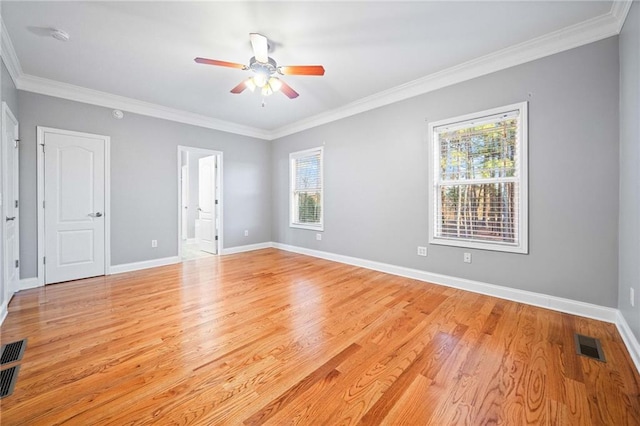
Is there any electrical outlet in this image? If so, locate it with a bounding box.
[631,288,635,307]
[417,246,427,256]
[244,230,249,237]
[151,240,158,248]
[463,252,472,263]
[316,233,322,241]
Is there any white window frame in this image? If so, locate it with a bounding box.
[428,102,528,254]
[289,147,324,231]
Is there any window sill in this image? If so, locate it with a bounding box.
[429,237,528,254]
[290,223,324,232]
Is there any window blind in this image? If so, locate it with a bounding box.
[290,148,323,229]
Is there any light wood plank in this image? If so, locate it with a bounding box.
[1,248,638,425]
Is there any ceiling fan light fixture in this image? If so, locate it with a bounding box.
[268,77,282,93]
[195,32,324,101]
[245,78,256,92]
[253,73,268,88]
[261,85,274,97]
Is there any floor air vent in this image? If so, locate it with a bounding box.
[1,339,27,365]
[0,365,20,398]
[575,334,606,362]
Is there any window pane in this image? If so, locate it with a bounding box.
[437,182,518,243]
[437,119,518,181]
[296,191,321,224]
[295,154,321,191]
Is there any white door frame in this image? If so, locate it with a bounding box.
[177,146,223,258]
[2,102,19,299]
[37,127,111,286]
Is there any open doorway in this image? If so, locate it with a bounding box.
[177,146,223,260]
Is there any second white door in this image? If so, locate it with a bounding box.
[196,155,217,254]
[41,128,108,284]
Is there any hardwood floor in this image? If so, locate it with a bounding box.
[1,248,638,425]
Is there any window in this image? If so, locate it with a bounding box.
[290,147,323,230]
[429,102,528,253]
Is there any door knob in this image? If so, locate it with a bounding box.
[5,216,15,221]
[88,212,103,217]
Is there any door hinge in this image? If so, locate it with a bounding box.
[14,139,20,148]
[43,257,46,265]
[40,143,45,152]
[15,200,18,208]
[15,259,19,268]
[215,236,218,241]
[215,199,219,205]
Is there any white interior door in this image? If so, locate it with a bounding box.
[181,165,189,240]
[43,130,107,284]
[2,103,19,298]
[196,155,217,254]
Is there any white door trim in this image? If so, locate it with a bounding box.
[177,146,223,259]
[37,127,111,286]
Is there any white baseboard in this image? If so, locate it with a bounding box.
[221,242,273,256]
[616,311,640,373]
[273,243,640,373]
[1,278,41,325]
[18,277,41,291]
[0,301,8,325]
[110,256,181,274]
[272,243,619,323]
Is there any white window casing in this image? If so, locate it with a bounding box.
[428,102,528,254]
[290,147,324,231]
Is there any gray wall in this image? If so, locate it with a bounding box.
[272,37,620,307]
[619,2,640,340]
[18,92,271,278]
[1,60,18,115]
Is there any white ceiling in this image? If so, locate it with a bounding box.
[3,1,616,135]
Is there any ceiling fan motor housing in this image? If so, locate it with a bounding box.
[249,56,277,76]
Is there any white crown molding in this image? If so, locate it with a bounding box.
[270,7,623,139]
[611,0,634,33]
[16,75,271,140]
[3,3,631,141]
[0,18,22,86]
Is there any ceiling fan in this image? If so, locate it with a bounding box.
[195,33,325,99]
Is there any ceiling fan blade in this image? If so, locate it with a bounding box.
[278,65,325,76]
[194,57,247,70]
[230,79,251,94]
[250,33,269,63]
[279,80,299,99]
